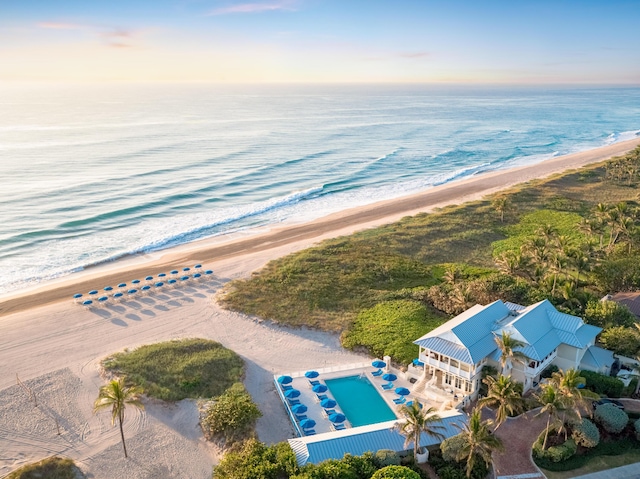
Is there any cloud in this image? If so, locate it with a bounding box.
[37,22,84,30]
[101,28,135,48]
[207,0,297,15]
[37,21,137,48]
[398,51,430,59]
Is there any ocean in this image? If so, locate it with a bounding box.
[1,84,639,295]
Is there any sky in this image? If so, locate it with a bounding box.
[1,0,639,84]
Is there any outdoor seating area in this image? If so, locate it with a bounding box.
[72,265,213,308]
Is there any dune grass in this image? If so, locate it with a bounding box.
[5,457,84,479]
[102,338,244,401]
[221,156,640,332]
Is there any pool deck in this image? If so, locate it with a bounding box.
[275,361,446,437]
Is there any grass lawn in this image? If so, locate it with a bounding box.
[5,457,84,479]
[542,449,640,479]
[102,338,244,401]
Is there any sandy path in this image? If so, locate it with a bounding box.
[0,279,364,478]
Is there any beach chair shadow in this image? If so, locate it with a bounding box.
[92,309,112,318]
[154,305,169,311]
[125,313,141,321]
[110,318,127,327]
[140,309,156,317]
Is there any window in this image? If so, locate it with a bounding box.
[450,359,459,369]
[444,373,452,385]
[430,351,438,360]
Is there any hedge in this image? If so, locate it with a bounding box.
[580,370,624,398]
[594,403,629,434]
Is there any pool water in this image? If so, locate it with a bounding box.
[324,375,397,427]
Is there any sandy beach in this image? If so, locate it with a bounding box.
[0,137,638,478]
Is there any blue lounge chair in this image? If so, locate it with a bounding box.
[304,429,316,436]
[295,414,308,420]
[316,394,328,402]
[332,423,346,431]
[371,369,383,377]
[282,384,293,391]
[393,396,406,405]
[288,398,301,405]
[308,379,320,387]
[322,408,336,417]
[381,382,394,390]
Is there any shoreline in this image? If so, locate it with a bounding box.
[1,136,639,317]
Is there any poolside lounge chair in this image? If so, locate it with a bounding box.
[295,414,308,420]
[381,382,394,390]
[331,423,346,431]
[282,384,293,391]
[393,396,406,405]
[288,398,301,406]
[322,408,336,418]
[304,429,316,436]
[308,379,320,387]
[315,394,328,402]
[371,369,383,377]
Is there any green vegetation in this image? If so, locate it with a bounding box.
[580,370,625,398]
[103,338,244,401]
[342,300,445,364]
[594,404,629,434]
[5,457,84,479]
[201,383,262,444]
[222,146,640,364]
[571,418,600,448]
[370,466,420,479]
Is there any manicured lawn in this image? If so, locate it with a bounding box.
[542,449,640,479]
[5,457,83,479]
[102,338,244,401]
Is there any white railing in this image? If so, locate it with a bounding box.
[274,360,377,381]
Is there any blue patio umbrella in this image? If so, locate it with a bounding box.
[145,276,154,281]
[406,401,423,409]
[183,267,191,272]
[372,360,386,368]
[171,270,179,275]
[395,387,410,396]
[98,296,108,302]
[291,403,308,414]
[155,282,164,287]
[277,375,293,384]
[89,290,98,295]
[328,412,346,423]
[300,418,316,429]
[104,286,113,291]
[113,292,123,299]
[180,276,189,281]
[117,283,127,288]
[382,373,397,382]
[312,384,328,393]
[168,279,177,284]
[305,371,319,378]
[73,293,83,299]
[128,289,137,294]
[82,300,93,306]
[132,279,140,284]
[284,389,301,398]
[158,273,167,278]
[194,264,202,269]
[320,398,337,409]
[193,273,201,279]
[141,285,151,291]
[204,270,213,275]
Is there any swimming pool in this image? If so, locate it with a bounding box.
[324,375,397,427]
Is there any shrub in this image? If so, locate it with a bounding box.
[532,431,577,463]
[371,465,421,479]
[580,370,624,398]
[213,439,299,479]
[341,300,445,364]
[592,255,640,292]
[594,403,629,434]
[374,450,401,467]
[541,364,559,379]
[103,338,244,401]
[5,457,84,479]
[598,326,640,357]
[635,418,640,441]
[440,434,466,463]
[583,300,636,329]
[298,459,359,479]
[340,453,378,479]
[202,383,262,444]
[572,418,600,448]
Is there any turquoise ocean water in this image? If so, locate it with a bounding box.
[0,84,639,295]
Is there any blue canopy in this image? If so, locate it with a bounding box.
[328,412,346,423]
[73,293,83,298]
[194,264,202,268]
[277,375,293,384]
[181,276,189,281]
[88,290,98,295]
[284,389,301,398]
[395,387,410,396]
[158,273,167,277]
[168,279,177,284]
[117,283,127,288]
[320,398,337,409]
[291,403,308,414]
[205,270,213,274]
[82,300,93,305]
[132,279,140,284]
[113,292,123,298]
[155,282,164,287]
[300,418,316,429]
[305,371,319,378]
[171,270,179,274]
[382,373,397,382]
[104,286,113,291]
[145,276,153,281]
[193,273,201,278]
[372,360,386,368]
[128,289,137,294]
[141,285,151,291]
[98,296,108,302]
[183,267,191,272]
[312,384,328,393]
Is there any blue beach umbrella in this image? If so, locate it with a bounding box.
[329,412,346,424]
[155,282,164,287]
[305,371,319,378]
[171,270,179,275]
[145,276,153,281]
[312,384,328,393]
[117,283,127,288]
[82,300,93,306]
[113,292,123,299]
[205,270,213,275]
[194,264,202,269]
[98,296,108,302]
[382,373,397,382]
[277,375,293,384]
[132,279,140,285]
[193,273,201,279]
[284,389,301,398]
[104,286,113,291]
[300,418,316,429]
[395,387,410,396]
[168,279,177,285]
[180,276,189,281]
[158,273,167,278]
[88,290,98,295]
[320,398,337,409]
[291,403,308,414]
[128,289,137,294]
[183,267,190,272]
[372,360,386,368]
[141,285,151,292]
[73,293,83,299]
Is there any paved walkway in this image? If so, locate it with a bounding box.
[570,461,640,479]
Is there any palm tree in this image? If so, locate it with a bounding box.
[494,331,528,376]
[452,407,504,478]
[492,196,510,223]
[395,402,445,464]
[534,382,578,448]
[478,375,524,430]
[94,377,144,458]
[551,368,587,422]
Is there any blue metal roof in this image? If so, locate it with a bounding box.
[467,334,499,364]
[521,329,560,361]
[580,346,614,371]
[510,300,553,345]
[576,324,601,345]
[415,336,472,364]
[548,309,582,333]
[504,301,526,311]
[451,300,510,349]
[288,414,467,466]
